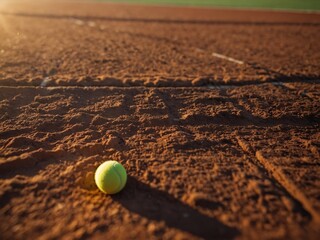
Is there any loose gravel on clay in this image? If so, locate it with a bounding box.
[0,1,319,239]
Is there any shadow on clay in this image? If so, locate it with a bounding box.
[112,176,239,240]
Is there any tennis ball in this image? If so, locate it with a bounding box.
[94,160,127,194]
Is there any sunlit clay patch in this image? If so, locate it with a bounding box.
[0,0,9,9]
[0,1,12,35]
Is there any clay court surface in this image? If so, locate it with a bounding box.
[0,0,320,239]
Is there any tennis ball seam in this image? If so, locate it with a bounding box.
[112,162,122,192]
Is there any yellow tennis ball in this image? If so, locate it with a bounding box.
[94,160,127,194]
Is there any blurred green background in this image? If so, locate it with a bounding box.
[98,0,320,11]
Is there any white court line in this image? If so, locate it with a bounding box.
[212,52,244,65]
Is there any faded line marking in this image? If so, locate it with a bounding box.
[1,79,319,89]
[40,77,52,87]
[236,137,319,224]
[274,82,314,101]
[212,52,244,65]
[255,151,320,224]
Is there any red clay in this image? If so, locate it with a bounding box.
[0,1,319,86]
[0,1,319,239]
